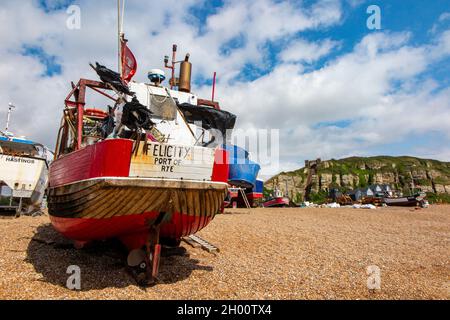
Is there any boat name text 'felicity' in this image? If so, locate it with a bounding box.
[144,144,192,159]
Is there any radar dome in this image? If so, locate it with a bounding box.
[148,69,166,84]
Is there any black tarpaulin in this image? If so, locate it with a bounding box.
[122,97,154,130]
[177,103,236,137]
[91,62,134,96]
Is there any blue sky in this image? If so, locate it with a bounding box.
[30,0,450,85]
[22,45,62,76]
[29,0,450,85]
[1,0,450,176]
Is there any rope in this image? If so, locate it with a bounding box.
[146,84,169,104]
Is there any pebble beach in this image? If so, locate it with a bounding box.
[0,206,448,300]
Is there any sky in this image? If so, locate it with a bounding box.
[0,0,450,178]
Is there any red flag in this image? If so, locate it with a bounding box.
[121,38,137,82]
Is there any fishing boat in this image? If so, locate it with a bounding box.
[228,187,240,199]
[246,179,263,203]
[223,187,239,208]
[47,37,237,283]
[229,179,264,208]
[224,144,261,189]
[383,193,426,207]
[0,104,49,215]
[263,188,289,208]
[220,144,261,208]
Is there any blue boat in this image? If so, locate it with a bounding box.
[245,179,264,203]
[223,145,261,189]
[0,136,37,145]
[254,179,264,194]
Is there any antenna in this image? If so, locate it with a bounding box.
[212,72,217,101]
[6,102,15,132]
[117,0,126,77]
[164,44,178,90]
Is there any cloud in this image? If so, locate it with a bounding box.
[430,11,450,34]
[439,12,450,22]
[0,0,449,180]
[345,0,366,8]
[279,38,340,63]
[202,31,450,177]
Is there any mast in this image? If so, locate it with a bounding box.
[212,72,216,101]
[5,103,15,132]
[118,0,122,76]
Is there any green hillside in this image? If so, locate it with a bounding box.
[266,156,450,204]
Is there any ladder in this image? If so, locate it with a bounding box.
[239,188,251,209]
[185,234,220,253]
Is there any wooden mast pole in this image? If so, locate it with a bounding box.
[212,72,216,101]
[118,0,122,77]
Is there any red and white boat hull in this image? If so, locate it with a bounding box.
[48,139,229,249]
[263,197,290,208]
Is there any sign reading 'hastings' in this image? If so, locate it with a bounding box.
[5,156,35,164]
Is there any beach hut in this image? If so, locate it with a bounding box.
[348,188,363,201]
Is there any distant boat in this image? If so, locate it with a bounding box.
[383,193,426,207]
[224,180,264,208]
[263,188,289,208]
[0,134,49,215]
[246,179,264,204]
[224,145,261,189]
[228,187,239,199]
[223,187,239,207]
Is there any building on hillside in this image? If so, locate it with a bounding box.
[348,186,378,201]
[329,188,343,202]
[361,187,375,197]
[369,184,394,197]
[380,184,393,196]
[348,188,364,201]
[369,184,383,194]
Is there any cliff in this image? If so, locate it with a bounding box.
[266,156,450,202]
